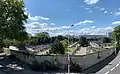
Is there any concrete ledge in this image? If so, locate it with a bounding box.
[0,53,5,57]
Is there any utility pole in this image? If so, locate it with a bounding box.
[67,29,70,74]
[67,24,74,73]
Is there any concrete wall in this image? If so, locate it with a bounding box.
[10,46,115,70]
[71,48,114,69]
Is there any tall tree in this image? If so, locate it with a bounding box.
[112,25,120,47]
[0,0,28,51]
[0,0,28,41]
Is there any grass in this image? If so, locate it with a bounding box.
[66,46,77,54]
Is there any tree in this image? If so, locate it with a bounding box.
[102,37,111,43]
[49,38,65,54]
[0,0,28,49]
[35,32,50,44]
[79,36,89,47]
[29,38,38,45]
[57,35,67,41]
[3,39,20,47]
[35,32,50,38]
[60,39,68,48]
[0,0,28,40]
[112,25,120,47]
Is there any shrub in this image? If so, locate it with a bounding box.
[49,38,65,54]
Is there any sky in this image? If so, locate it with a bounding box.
[24,0,120,36]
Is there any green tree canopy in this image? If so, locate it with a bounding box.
[112,25,120,47]
[34,32,50,44]
[60,39,68,48]
[79,36,89,47]
[3,39,20,47]
[112,25,120,39]
[35,32,50,38]
[0,0,28,41]
[50,38,65,54]
[102,37,111,43]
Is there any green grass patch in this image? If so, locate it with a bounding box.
[66,46,76,54]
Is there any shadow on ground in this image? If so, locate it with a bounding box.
[81,49,119,73]
[0,56,66,74]
[0,56,31,74]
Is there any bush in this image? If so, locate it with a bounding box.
[102,37,111,43]
[49,38,65,54]
[70,60,82,72]
[31,60,60,71]
[60,39,68,48]
[29,38,38,45]
[3,39,20,47]
[79,36,89,47]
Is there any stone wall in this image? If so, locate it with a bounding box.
[10,46,115,71]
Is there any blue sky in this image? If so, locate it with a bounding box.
[24,0,120,36]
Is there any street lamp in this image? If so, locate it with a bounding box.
[67,24,74,73]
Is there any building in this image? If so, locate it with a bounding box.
[108,32,112,39]
[79,35,105,39]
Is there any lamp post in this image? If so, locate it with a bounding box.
[67,24,74,73]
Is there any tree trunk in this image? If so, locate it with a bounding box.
[0,39,4,53]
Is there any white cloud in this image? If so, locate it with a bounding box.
[28,15,49,21]
[63,26,113,36]
[46,26,71,31]
[25,21,113,36]
[95,7,112,15]
[77,26,113,35]
[25,22,48,31]
[116,12,120,16]
[60,26,70,29]
[40,16,49,20]
[24,10,49,21]
[100,8,105,11]
[74,20,94,26]
[85,8,90,10]
[84,0,99,5]
[110,12,113,14]
[104,11,108,14]
[51,23,56,26]
[112,21,120,25]
[118,8,120,10]
[85,8,92,12]
[25,19,113,36]
[56,26,113,36]
[24,8,27,11]
[89,11,92,12]
[91,26,96,29]
[25,21,71,36]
